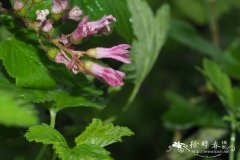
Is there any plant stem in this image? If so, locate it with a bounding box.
[229,117,236,160]
[207,0,220,47]
[50,108,57,160]
[50,108,57,128]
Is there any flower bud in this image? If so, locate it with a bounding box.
[47,48,59,60]
[42,20,53,33]
[84,62,126,87]
[68,6,82,21]
[86,44,131,64]
[13,0,25,11]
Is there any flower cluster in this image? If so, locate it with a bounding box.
[13,0,131,87]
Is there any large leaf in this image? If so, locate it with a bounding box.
[0,38,56,88]
[0,90,38,127]
[0,74,104,111]
[125,1,170,107]
[71,0,134,43]
[75,119,134,147]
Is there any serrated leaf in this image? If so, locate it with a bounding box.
[25,124,66,144]
[25,124,71,159]
[75,119,134,147]
[0,90,38,127]
[202,59,233,106]
[0,38,56,88]
[71,0,134,42]
[125,1,170,107]
[25,120,132,160]
[71,144,112,160]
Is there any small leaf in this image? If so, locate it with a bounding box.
[202,59,233,106]
[0,91,38,127]
[75,119,134,147]
[25,124,71,159]
[25,124,66,145]
[0,38,56,89]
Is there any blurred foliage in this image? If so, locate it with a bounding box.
[0,0,240,159]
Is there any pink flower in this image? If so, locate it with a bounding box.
[87,44,131,64]
[85,62,125,87]
[55,51,79,74]
[55,50,71,65]
[71,15,116,42]
[68,6,82,21]
[13,0,25,11]
[36,9,49,22]
[60,34,69,46]
[51,0,68,14]
[42,21,53,32]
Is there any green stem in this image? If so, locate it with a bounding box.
[229,118,236,160]
[50,108,57,128]
[207,0,220,47]
[50,108,57,160]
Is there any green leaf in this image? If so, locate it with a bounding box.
[172,0,240,24]
[72,144,112,160]
[169,19,227,61]
[202,59,233,106]
[27,0,52,20]
[25,124,66,144]
[75,119,134,147]
[0,73,104,111]
[0,90,38,127]
[25,124,71,159]
[125,1,170,107]
[25,119,133,160]
[0,25,12,41]
[0,38,56,88]
[71,0,134,42]
[162,92,225,130]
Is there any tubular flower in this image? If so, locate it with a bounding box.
[13,0,25,11]
[36,9,49,22]
[51,0,68,14]
[68,6,82,21]
[86,44,131,64]
[71,15,116,42]
[84,62,126,87]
